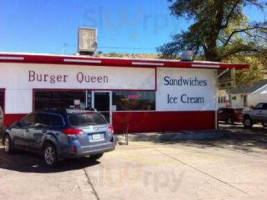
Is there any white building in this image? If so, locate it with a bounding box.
[228,79,267,108]
[0,53,248,132]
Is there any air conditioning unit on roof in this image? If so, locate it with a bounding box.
[78,27,97,56]
[181,50,194,61]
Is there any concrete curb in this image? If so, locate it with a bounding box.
[117,130,231,143]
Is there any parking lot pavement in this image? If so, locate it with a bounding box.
[1,130,267,200]
[219,122,267,134]
[0,148,98,200]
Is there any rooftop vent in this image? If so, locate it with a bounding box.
[78,27,97,56]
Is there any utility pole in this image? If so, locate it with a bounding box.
[62,43,67,55]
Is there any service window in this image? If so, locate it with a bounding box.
[113,91,155,111]
[34,90,86,111]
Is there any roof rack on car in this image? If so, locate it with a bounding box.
[40,108,67,113]
[65,108,98,114]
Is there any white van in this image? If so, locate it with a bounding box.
[0,106,3,130]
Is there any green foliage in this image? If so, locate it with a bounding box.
[225,54,265,86]
[158,0,267,62]
[103,52,124,58]
[235,66,263,87]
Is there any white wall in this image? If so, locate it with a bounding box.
[0,63,218,114]
[230,93,267,108]
[248,94,267,107]
[0,63,155,114]
[254,85,267,94]
[231,94,244,108]
[156,68,217,111]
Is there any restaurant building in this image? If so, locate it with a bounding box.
[0,53,249,133]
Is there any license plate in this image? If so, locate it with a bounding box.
[92,133,103,141]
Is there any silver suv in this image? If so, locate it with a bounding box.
[2,109,116,166]
[243,103,267,128]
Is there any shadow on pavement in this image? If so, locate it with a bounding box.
[163,126,267,153]
[0,147,100,173]
[177,133,267,153]
[128,125,267,153]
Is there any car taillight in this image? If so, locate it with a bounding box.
[63,128,84,136]
[108,125,114,134]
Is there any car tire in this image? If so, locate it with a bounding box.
[227,117,234,125]
[43,143,58,167]
[89,153,103,161]
[243,117,253,129]
[3,134,13,154]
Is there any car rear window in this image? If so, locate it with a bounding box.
[69,113,107,126]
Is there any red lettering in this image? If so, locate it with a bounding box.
[63,75,68,82]
[103,76,108,83]
[28,71,68,84]
[29,71,35,82]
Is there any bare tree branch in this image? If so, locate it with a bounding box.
[223,25,267,47]
[221,0,241,29]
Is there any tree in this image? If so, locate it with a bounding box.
[158,0,267,62]
[225,54,265,86]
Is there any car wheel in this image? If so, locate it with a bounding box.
[243,117,253,129]
[89,153,103,161]
[43,143,58,167]
[262,122,267,127]
[227,117,234,125]
[3,134,13,154]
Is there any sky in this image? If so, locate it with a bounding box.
[0,0,266,54]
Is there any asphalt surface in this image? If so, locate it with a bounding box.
[0,125,267,200]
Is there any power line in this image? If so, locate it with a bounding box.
[63,44,156,50]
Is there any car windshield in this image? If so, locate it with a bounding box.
[69,112,107,126]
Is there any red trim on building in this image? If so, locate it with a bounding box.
[4,114,27,127]
[0,53,249,69]
[3,111,215,133]
[113,111,215,133]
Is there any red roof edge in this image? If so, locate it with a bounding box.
[0,53,249,70]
